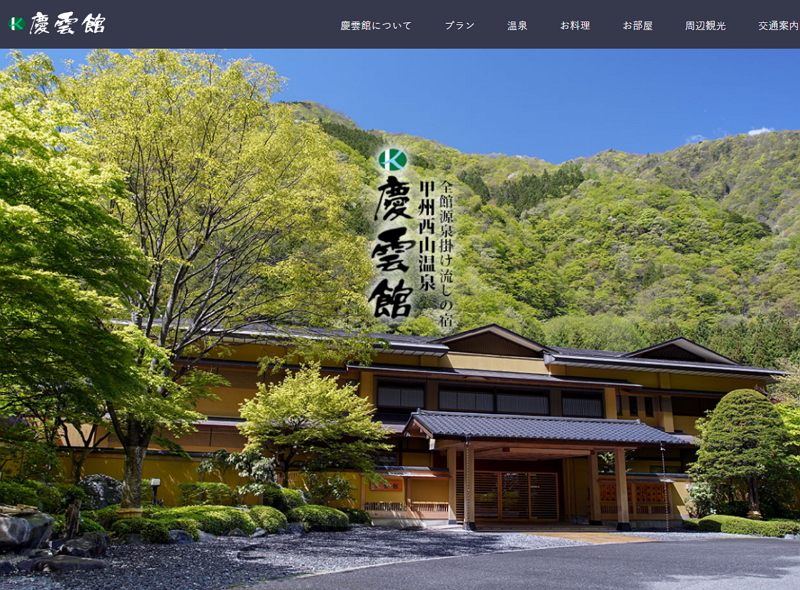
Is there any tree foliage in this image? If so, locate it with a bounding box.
[29,48,376,508]
[239,364,391,485]
[690,389,793,517]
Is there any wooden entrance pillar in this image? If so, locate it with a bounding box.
[447,446,457,524]
[614,448,631,531]
[588,451,602,525]
[463,440,476,530]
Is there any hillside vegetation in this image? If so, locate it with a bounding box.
[290,102,800,367]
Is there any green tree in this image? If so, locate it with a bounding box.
[47,49,374,508]
[690,389,792,518]
[238,364,391,486]
[0,55,159,480]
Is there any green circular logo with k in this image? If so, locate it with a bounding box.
[8,17,25,31]
[379,148,407,171]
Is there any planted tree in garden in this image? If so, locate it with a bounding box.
[44,49,375,509]
[690,388,792,518]
[238,364,391,486]
[0,56,159,480]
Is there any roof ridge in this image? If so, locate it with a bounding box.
[415,409,641,425]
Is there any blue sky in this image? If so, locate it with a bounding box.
[8,49,800,164]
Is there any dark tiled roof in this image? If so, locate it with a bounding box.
[407,410,689,446]
[550,347,626,358]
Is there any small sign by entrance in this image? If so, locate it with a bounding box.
[370,479,403,492]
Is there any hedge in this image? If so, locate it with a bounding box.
[682,518,699,530]
[52,515,105,535]
[157,517,200,541]
[262,486,305,513]
[338,508,371,525]
[286,505,349,532]
[85,504,121,531]
[698,515,800,537]
[0,481,39,507]
[156,506,256,536]
[111,519,171,544]
[248,505,288,533]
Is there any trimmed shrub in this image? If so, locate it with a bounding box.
[25,481,62,513]
[156,506,256,536]
[111,519,170,544]
[682,518,700,530]
[248,506,288,534]
[158,517,200,541]
[699,515,800,537]
[262,486,305,513]
[177,482,233,506]
[286,505,349,532]
[281,488,305,511]
[52,515,106,536]
[55,484,87,511]
[338,508,371,525]
[0,481,39,507]
[88,504,121,531]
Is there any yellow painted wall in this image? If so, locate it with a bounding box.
[410,479,448,504]
[440,353,548,374]
[669,374,766,393]
[673,416,701,435]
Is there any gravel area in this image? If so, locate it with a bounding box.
[0,527,588,590]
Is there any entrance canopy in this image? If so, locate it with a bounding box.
[403,410,691,449]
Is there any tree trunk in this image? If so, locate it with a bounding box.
[121,444,149,508]
[747,477,762,519]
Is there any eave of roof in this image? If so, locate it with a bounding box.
[543,353,782,380]
[347,363,640,389]
[404,410,692,447]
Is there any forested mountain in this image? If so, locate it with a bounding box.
[289,102,800,368]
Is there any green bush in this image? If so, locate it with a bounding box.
[286,505,349,532]
[177,482,233,506]
[52,515,106,536]
[156,506,256,536]
[698,515,800,537]
[0,481,39,507]
[140,520,170,544]
[262,486,305,512]
[248,505,288,534]
[281,488,305,511]
[111,519,170,544]
[24,481,62,513]
[87,504,121,530]
[55,483,87,511]
[338,508,371,525]
[682,518,700,530]
[157,517,200,541]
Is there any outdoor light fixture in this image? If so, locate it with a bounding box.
[150,478,161,505]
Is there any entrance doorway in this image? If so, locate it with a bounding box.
[456,471,559,522]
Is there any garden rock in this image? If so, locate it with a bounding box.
[77,474,122,510]
[59,532,109,558]
[19,513,54,549]
[286,524,306,535]
[251,528,267,538]
[0,517,32,548]
[227,528,248,537]
[197,531,216,542]
[0,561,14,574]
[168,530,193,544]
[15,559,36,572]
[32,555,108,572]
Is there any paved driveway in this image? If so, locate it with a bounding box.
[247,538,800,590]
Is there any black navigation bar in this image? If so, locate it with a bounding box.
[3,2,800,48]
